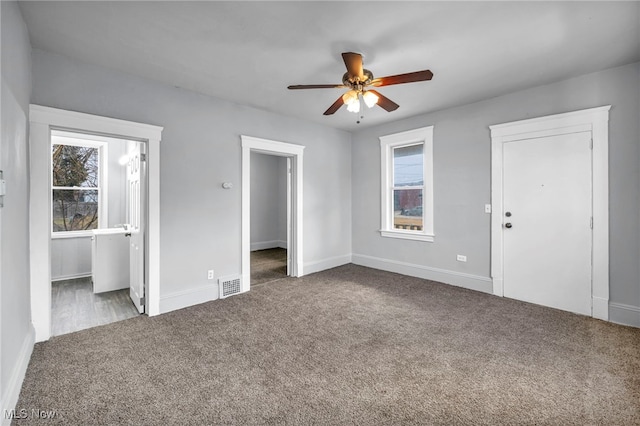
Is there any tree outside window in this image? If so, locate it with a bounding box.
[52,144,100,232]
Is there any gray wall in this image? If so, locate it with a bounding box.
[1,0,33,411]
[50,138,128,281]
[32,49,352,300]
[250,152,287,250]
[352,62,640,324]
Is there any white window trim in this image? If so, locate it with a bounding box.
[51,133,108,238]
[379,126,434,242]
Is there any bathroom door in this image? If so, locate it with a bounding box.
[127,142,145,313]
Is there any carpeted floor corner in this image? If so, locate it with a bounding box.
[13,264,640,425]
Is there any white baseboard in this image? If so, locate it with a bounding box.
[250,240,287,251]
[1,325,35,426]
[159,284,217,314]
[352,253,493,294]
[51,272,91,282]
[609,302,640,328]
[592,296,609,321]
[303,254,352,276]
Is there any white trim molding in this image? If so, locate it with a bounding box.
[29,105,163,342]
[352,254,493,294]
[241,135,304,292]
[0,325,35,426]
[609,302,640,328]
[51,273,92,282]
[379,126,434,242]
[489,105,610,321]
[250,240,287,252]
[304,254,352,276]
[159,284,217,314]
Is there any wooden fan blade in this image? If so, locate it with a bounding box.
[288,84,345,90]
[371,70,433,87]
[323,96,345,115]
[342,52,364,80]
[368,90,399,112]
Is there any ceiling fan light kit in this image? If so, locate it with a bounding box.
[287,52,433,118]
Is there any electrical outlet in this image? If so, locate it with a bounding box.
[456,255,467,262]
[207,269,214,280]
[484,204,492,213]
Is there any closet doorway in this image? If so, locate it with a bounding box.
[249,152,289,286]
[241,135,304,292]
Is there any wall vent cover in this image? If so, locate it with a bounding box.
[219,275,242,299]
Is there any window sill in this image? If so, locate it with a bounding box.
[51,231,95,239]
[379,230,434,242]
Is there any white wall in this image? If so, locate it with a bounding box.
[32,49,352,310]
[50,137,128,281]
[250,152,287,251]
[351,62,640,326]
[0,1,34,419]
[50,237,92,281]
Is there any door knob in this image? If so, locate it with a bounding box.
[505,212,512,217]
[505,223,512,229]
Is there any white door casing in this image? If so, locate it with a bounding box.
[241,135,304,292]
[127,142,145,313]
[286,157,292,275]
[490,106,610,320]
[28,105,162,342]
[502,132,592,315]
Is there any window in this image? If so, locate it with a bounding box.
[51,133,107,235]
[380,126,434,241]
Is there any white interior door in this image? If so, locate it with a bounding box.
[127,142,145,313]
[502,131,592,315]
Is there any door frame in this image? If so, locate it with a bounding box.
[29,105,163,342]
[489,105,610,320]
[241,135,304,291]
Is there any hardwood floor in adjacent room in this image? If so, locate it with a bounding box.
[51,277,139,336]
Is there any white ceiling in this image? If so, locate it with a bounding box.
[18,1,640,131]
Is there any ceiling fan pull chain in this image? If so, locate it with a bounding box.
[356,94,364,124]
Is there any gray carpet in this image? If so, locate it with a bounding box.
[251,248,287,286]
[14,264,640,425]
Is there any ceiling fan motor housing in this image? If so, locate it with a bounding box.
[343,70,374,90]
[287,52,432,115]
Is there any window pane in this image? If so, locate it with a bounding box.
[52,145,99,188]
[393,144,423,186]
[52,189,99,232]
[393,189,423,230]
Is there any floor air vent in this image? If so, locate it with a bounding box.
[219,275,242,299]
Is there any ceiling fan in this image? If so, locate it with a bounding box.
[287,52,433,116]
